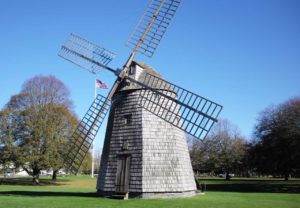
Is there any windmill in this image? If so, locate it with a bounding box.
[58,0,222,199]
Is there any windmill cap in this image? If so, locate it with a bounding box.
[133,61,163,80]
[118,61,172,92]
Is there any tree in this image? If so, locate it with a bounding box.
[0,75,77,183]
[188,135,213,175]
[79,151,92,175]
[252,97,300,180]
[0,109,17,170]
[189,119,247,180]
[42,104,78,180]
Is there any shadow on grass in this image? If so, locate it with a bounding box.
[0,177,69,186]
[2,177,299,195]
[200,179,300,193]
[0,191,99,198]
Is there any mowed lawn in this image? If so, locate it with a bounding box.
[0,176,299,208]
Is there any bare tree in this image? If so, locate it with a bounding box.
[189,119,247,179]
[21,75,72,108]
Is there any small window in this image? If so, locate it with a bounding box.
[129,65,135,75]
[124,114,132,125]
[122,140,129,150]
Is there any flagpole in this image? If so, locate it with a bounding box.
[91,78,96,178]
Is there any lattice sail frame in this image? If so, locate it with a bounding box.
[136,73,222,140]
[127,0,180,57]
[64,94,110,173]
[58,33,116,75]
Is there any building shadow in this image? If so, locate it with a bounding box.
[0,177,69,186]
[199,179,300,193]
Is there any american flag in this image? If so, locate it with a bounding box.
[96,79,108,89]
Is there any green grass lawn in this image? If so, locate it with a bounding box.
[0,176,299,208]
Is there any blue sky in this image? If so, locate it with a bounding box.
[1,0,299,150]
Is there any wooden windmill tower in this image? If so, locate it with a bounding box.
[58,0,222,199]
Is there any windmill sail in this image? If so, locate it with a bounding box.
[133,73,222,140]
[127,0,181,57]
[58,33,116,75]
[64,94,110,173]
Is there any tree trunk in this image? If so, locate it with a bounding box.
[284,173,289,181]
[225,171,231,180]
[52,169,58,181]
[32,174,40,184]
[23,166,40,184]
[32,168,40,184]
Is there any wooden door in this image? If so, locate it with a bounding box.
[115,155,130,193]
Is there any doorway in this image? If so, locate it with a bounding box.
[115,154,131,193]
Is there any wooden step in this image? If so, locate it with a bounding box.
[111,192,129,200]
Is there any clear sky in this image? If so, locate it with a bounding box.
[0,0,299,151]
